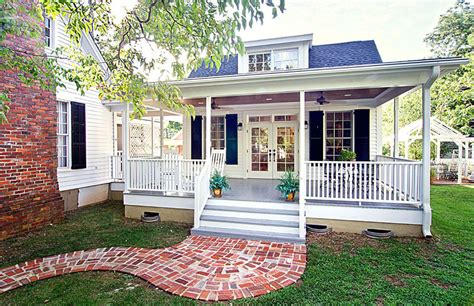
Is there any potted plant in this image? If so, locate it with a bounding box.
[209,170,230,198]
[276,171,299,202]
[337,149,357,161]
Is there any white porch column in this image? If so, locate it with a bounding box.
[298,91,306,238]
[160,109,164,157]
[393,97,400,158]
[421,66,439,238]
[457,142,462,184]
[205,96,212,159]
[123,105,130,192]
[151,116,154,156]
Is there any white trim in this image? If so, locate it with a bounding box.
[306,204,423,225]
[244,33,313,48]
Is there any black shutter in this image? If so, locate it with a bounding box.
[225,114,238,165]
[71,102,86,169]
[309,111,324,161]
[354,109,370,161]
[191,115,203,159]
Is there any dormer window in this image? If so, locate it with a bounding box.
[274,49,298,70]
[247,48,299,73]
[249,52,271,72]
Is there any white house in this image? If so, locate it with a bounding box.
[45,16,114,210]
[56,31,467,242]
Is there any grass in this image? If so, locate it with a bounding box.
[0,185,473,304]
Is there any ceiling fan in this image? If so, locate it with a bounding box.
[316,91,330,105]
[211,99,221,110]
[210,98,234,110]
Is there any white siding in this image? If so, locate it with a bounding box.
[185,103,380,179]
[51,19,113,191]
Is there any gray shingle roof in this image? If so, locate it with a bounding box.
[188,40,382,78]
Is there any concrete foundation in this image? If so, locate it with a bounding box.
[125,205,194,224]
[307,217,423,237]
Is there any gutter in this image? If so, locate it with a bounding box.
[422,65,440,238]
[169,57,468,88]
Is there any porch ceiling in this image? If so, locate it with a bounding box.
[183,87,397,107]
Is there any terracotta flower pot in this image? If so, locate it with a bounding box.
[212,188,222,198]
[286,192,295,202]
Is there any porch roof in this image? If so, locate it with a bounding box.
[170,57,468,108]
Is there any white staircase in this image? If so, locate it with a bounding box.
[191,199,304,243]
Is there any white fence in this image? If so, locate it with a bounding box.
[194,159,212,227]
[128,159,206,193]
[305,160,423,205]
[111,155,124,181]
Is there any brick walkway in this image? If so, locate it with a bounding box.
[0,235,306,301]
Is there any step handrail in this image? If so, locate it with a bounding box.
[194,158,212,228]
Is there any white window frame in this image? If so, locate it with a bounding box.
[248,52,272,72]
[325,111,353,161]
[210,116,226,150]
[273,48,299,71]
[248,48,299,73]
[57,101,70,168]
[44,16,54,48]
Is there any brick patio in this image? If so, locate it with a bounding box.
[0,235,306,301]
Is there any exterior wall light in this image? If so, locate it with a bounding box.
[304,120,309,129]
[238,122,243,131]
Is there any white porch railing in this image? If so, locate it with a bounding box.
[194,159,212,227]
[128,158,206,193]
[305,160,423,205]
[111,154,124,181]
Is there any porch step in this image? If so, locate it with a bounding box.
[202,208,299,221]
[206,199,299,211]
[197,198,302,241]
[191,227,305,244]
[200,215,299,228]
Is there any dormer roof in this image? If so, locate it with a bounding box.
[188,39,382,78]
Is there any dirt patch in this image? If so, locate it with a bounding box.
[307,231,440,257]
[430,278,452,289]
[307,232,390,254]
[384,275,406,287]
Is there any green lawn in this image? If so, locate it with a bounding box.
[1,185,473,304]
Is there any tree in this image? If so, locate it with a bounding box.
[383,0,473,153]
[424,0,473,57]
[0,0,286,123]
[425,0,474,136]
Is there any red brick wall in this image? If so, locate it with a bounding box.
[0,0,64,240]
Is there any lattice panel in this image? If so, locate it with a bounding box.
[130,121,152,157]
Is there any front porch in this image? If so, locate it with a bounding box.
[106,59,467,241]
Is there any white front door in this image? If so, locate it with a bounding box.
[248,121,298,179]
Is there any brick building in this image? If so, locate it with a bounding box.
[0,0,64,240]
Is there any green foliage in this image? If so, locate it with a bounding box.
[276,171,299,196]
[209,170,230,191]
[0,0,286,123]
[427,0,474,136]
[424,0,473,57]
[0,92,10,123]
[383,1,474,153]
[164,121,183,138]
[337,149,357,161]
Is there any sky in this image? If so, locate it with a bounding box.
[111,0,455,62]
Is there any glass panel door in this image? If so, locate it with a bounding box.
[248,121,298,179]
[273,123,297,178]
[248,124,272,178]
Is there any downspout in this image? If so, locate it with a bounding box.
[421,66,440,238]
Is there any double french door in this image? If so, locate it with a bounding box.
[248,122,298,179]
